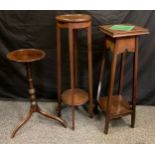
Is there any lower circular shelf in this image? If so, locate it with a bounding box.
[61,88,89,106]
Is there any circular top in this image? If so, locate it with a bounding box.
[7,49,46,63]
[62,88,89,106]
[56,14,91,23]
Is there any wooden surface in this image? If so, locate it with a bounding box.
[99,95,132,119]
[97,24,149,134]
[56,14,91,23]
[56,13,94,129]
[7,49,46,63]
[62,89,89,106]
[100,24,149,38]
[105,36,136,53]
[7,49,67,138]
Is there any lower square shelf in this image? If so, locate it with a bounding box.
[99,95,132,119]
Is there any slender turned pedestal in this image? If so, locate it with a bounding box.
[7,49,67,138]
[97,24,149,134]
[56,14,94,130]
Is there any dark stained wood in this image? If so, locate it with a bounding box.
[57,21,91,29]
[56,27,62,117]
[97,55,105,102]
[100,24,149,38]
[87,25,94,117]
[7,49,67,138]
[56,14,91,23]
[105,36,136,53]
[119,52,126,95]
[131,36,138,128]
[56,14,94,130]
[7,49,46,63]
[99,95,132,118]
[62,89,89,106]
[68,27,75,130]
[97,24,149,134]
[74,29,78,87]
[104,51,118,134]
[69,28,74,91]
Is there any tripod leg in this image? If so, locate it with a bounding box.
[38,110,67,128]
[11,111,32,138]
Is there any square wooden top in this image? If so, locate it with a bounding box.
[99,24,149,38]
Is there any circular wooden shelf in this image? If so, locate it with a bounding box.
[7,49,46,63]
[61,88,89,106]
[56,14,91,23]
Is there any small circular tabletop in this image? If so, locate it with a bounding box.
[56,14,91,23]
[7,49,46,63]
[62,88,89,106]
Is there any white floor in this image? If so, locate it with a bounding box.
[0,101,155,144]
